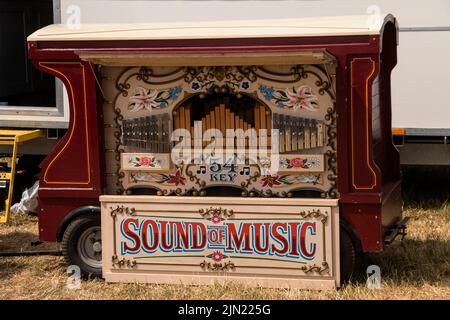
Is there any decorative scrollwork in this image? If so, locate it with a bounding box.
[298,209,328,223]
[112,255,137,268]
[199,207,234,222]
[323,101,338,199]
[185,164,207,189]
[136,67,152,82]
[323,149,338,199]
[200,260,236,271]
[184,66,258,94]
[110,205,136,217]
[240,167,261,190]
[300,262,329,274]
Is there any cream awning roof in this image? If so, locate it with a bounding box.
[27,14,393,42]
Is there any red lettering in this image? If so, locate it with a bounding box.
[300,222,317,259]
[288,222,301,257]
[253,223,270,253]
[122,218,141,253]
[190,222,207,250]
[270,223,289,255]
[159,221,174,251]
[173,222,190,250]
[226,223,252,252]
[141,220,158,252]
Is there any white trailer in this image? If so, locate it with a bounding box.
[1,0,449,164]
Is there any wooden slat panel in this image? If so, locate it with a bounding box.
[225,108,230,132]
[179,106,185,129]
[206,114,211,131]
[162,114,169,152]
[174,109,180,130]
[235,115,241,130]
[291,117,298,152]
[259,105,266,130]
[254,104,260,132]
[185,104,191,131]
[220,104,226,136]
[267,112,272,147]
[317,123,324,147]
[214,106,220,131]
[298,118,304,150]
[310,120,317,148]
[210,109,216,130]
[304,120,311,149]
[279,114,285,153]
[230,111,235,130]
[157,115,163,152]
[285,115,291,152]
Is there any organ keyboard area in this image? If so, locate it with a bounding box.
[122,95,326,154]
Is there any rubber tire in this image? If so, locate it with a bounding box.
[61,215,102,279]
[340,227,357,284]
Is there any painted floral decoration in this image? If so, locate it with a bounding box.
[261,175,282,188]
[128,156,159,168]
[211,214,222,224]
[128,86,182,112]
[152,168,187,186]
[206,251,229,262]
[212,251,223,262]
[258,85,276,100]
[282,157,312,169]
[259,85,319,111]
[166,169,187,186]
[261,174,293,187]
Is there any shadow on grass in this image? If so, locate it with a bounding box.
[0,230,38,252]
[349,238,450,286]
[0,258,25,281]
[402,165,450,209]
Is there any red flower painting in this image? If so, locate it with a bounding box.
[211,251,224,262]
[167,169,186,186]
[211,215,222,224]
[139,156,152,166]
[261,175,282,188]
[289,158,305,168]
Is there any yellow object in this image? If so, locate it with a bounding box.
[0,129,44,223]
[392,128,406,136]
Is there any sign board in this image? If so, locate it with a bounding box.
[101,196,340,289]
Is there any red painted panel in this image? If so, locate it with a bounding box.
[340,203,382,252]
[348,56,381,193]
[33,61,102,198]
[38,197,99,241]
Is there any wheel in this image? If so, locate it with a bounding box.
[61,215,102,279]
[340,227,356,284]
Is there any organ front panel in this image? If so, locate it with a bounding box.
[101,65,337,198]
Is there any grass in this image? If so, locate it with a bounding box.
[0,166,449,299]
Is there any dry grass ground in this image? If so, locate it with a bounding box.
[0,166,449,300]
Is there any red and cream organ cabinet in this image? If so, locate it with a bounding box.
[27,15,405,289]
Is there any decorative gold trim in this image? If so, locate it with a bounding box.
[110,205,136,217]
[199,207,234,221]
[300,262,329,274]
[112,255,137,268]
[200,260,236,271]
[350,57,377,190]
[298,209,328,223]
